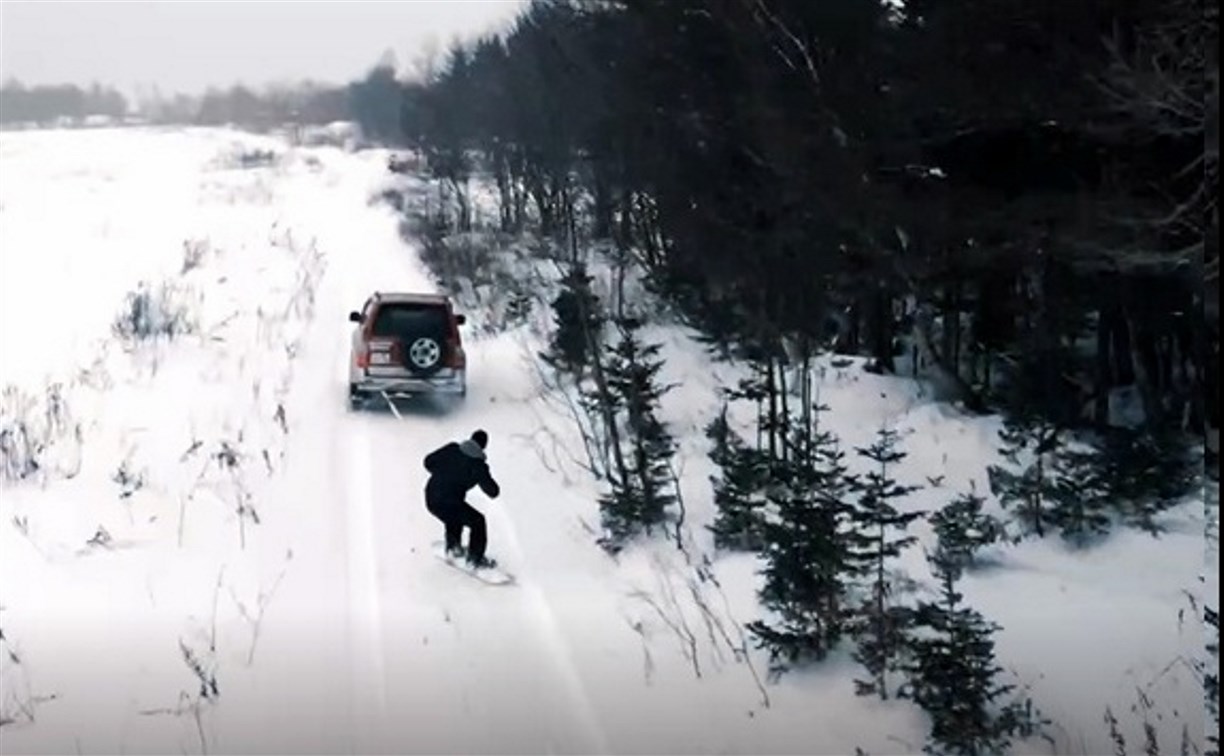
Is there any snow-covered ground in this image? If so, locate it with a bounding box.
[0,126,1212,755]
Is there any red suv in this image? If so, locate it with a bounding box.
[348,292,467,409]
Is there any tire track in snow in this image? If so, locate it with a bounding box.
[342,414,390,730]
[489,505,611,754]
[309,207,393,747]
[296,159,608,752]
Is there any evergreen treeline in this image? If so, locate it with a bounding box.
[349,1,1215,750]
[362,0,1215,471]
[2,78,355,129]
[0,81,129,124]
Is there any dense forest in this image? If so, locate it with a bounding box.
[349,0,1216,469]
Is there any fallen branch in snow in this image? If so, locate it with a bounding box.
[177,494,188,548]
[179,640,219,702]
[623,615,656,686]
[577,516,602,540]
[669,527,773,708]
[212,439,261,549]
[180,439,204,462]
[685,578,730,670]
[523,396,593,481]
[0,693,58,730]
[10,516,49,561]
[227,556,290,666]
[204,310,240,340]
[669,457,688,552]
[630,559,703,679]
[209,567,225,653]
[706,573,772,709]
[0,628,58,728]
[630,585,701,678]
[509,428,567,481]
[526,347,606,480]
[137,639,218,754]
[138,690,209,755]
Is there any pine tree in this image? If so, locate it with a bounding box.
[904,546,1034,755]
[706,404,769,551]
[598,316,677,545]
[748,405,857,671]
[1090,429,1200,535]
[725,361,773,455]
[1046,446,1113,547]
[540,262,603,375]
[930,492,1005,571]
[991,422,1199,546]
[846,427,925,699]
[987,414,1063,540]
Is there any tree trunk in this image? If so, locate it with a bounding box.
[618,189,634,252]
[579,279,628,494]
[910,302,979,406]
[494,149,512,232]
[1094,310,1112,427]
[766,353,779,462]
[1125,312,1163,428]
[778,351,790,463]
[874,284,895,372]
[592,169,614,240]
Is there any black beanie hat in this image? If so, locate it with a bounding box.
[471,429,489,449]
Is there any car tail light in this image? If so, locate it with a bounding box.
[356,343,370,368]
[365,338,398,367]
[446,314,465,369]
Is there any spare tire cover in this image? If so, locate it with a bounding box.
[372,303,448,377]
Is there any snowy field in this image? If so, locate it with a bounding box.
[0,126,1213,755]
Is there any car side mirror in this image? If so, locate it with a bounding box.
[349,311,363,323]
[455,314,467,326]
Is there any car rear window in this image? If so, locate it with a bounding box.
[370,303,449,337]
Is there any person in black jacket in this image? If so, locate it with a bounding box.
[423,429,501,569]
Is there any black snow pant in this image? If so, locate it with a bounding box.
[426,495,487,562]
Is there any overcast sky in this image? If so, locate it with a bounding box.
[0,0,526,96]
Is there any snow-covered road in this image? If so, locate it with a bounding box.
[240,171,609,754]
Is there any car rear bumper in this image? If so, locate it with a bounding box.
[352,371,465,397]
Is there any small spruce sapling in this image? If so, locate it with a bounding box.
[597,316,677,546]
[904,541,1036,756]
[930,490,1005,571]
[1091,429,1201,535]
[846,427,924,699]
[540,262,604,375]
[707,403,769,551]
[987,414,1062,540]
[748,404,857,672]
[1046,445,1113,547]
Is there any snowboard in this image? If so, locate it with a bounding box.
[431,541,515,585]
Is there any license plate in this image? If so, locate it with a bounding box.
[371,352,392,365]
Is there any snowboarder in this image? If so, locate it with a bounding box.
[423,429,501,569]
